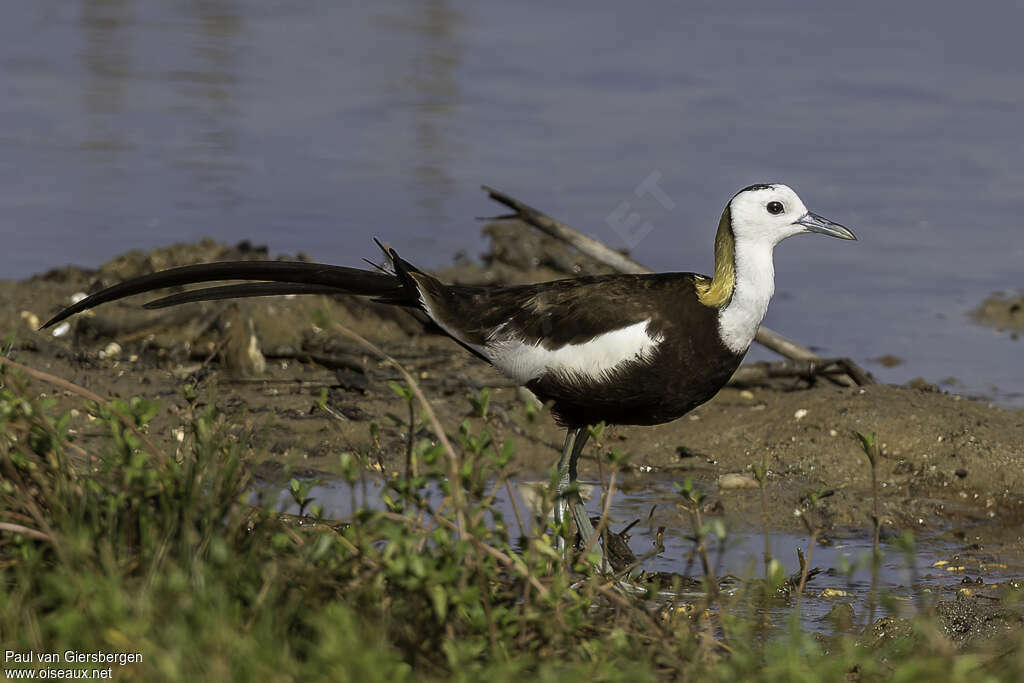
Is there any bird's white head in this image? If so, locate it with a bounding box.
[697,182,856,311]
[728,183,856,247]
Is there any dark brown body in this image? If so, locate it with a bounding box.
[418,273,744,428]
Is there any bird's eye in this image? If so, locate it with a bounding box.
[767,201,784,215]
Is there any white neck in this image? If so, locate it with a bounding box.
[717,239,776,354]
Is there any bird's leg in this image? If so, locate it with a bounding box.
[554,426,602,560]
[553,427,580,548]
[566,428,597,555]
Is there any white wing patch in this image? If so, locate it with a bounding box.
[414,281,663,384]
[477,320,663,384]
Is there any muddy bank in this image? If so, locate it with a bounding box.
[2,226,1024,556]
[973,292,1024,337]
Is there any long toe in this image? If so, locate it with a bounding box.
[571,500,601,557]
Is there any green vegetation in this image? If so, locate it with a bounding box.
[1,356,1023,681]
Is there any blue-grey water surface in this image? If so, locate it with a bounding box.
[264,474,1016,631]
[2,1,1023,403]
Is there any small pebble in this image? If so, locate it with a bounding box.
[69,292,88,304]
[739,389,754,399]
[19,310,40,329]
[99,342,122,359]
[794,408,808,420]
[717,473,759,489]
[51,321,71,337]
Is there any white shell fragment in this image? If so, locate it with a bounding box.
[99,342,122,359]
[19,310,40,329]
[717,473,759,489]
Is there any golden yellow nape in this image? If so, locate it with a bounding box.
[695,207,736,308]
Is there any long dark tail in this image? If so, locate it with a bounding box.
[41,245,427,329]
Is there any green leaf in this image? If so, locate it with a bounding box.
[856,431,879,466]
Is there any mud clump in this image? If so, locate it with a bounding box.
[972,292,1024,336]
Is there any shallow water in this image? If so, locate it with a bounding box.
[3,1,1023,404]
[262,473,1019,632]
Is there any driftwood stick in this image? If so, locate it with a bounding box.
[835,358,874,387]
[265,350,366,374]
[749,333,818,362]
[729,358,875,386]
[482,185,649,275]
[482,185,869,387]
